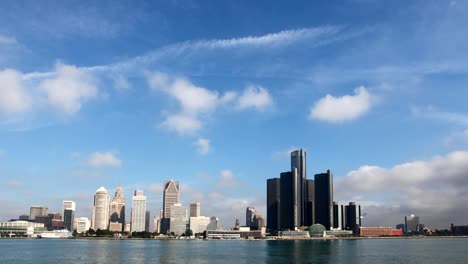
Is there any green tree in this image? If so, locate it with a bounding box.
[185,229,193,237]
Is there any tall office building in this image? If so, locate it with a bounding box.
[252,214,265,230]
[246,207,256,227]
[291,149,307,225]
[161,179,180,234]
[332,202,344,230]
[91,187,110,230]
[62,201,75,231]
[314,170,333,230]
[169,204,187,235]
[344,202,361,232]
[163,180,180,218]
[404,214,419,234]
[145,211,150,232]
[280,169,301,230]
[305,179,315,226]
[131,190,147,232]
[190,202,200,217]
[30,206,48,220]
[266,178,281,231]
[109,187,126,232]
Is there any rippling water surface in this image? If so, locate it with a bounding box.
[1,238,467,263]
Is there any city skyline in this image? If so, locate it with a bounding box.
[1,1,468,229]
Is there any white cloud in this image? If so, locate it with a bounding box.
[411,106,468,126]
[39,63,98,113]
[195,138,210,155]
[147,73,275,135]
[0,35,17,45]
[87,151,122,167]
[0,69,32,114]
[236,85,274,111]
[309,86,375,123]
[112,74,130,91]
[161,113,202,135]
[217,170,240,188]
[335,151,468,228]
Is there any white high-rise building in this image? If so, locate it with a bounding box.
[190,202,200,217]
[74,217,91,234]
[62,201,76,216]
[189,216,211,234]
[131,190,147,232]
[170,204,187,235]
[91,187,110,230]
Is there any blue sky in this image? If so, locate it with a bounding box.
[1,0,468,229]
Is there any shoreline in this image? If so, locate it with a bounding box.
[1,235,468,241]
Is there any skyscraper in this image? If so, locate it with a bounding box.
[109,187,126,232]
[131,190,147,232]
[62,201,75,231]
[291,149,307,225]
[246,207,256,227]
[91,187,110,230]
[332,202,344,230]
[305,179,315,226]
[280,169,301,230]
[161,179,180,234]
[266,178,281,231]
[163,180,180,218]
[30,206,48,220]
[190,202,200,217]
[169,204,187,236]
[314,170,333,230]
[344,202,361,232]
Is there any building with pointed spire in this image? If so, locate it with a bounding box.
[161,179,180,234]
[91,187,110,230]
[109,187,126,232]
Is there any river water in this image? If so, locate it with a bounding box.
[1,238,466,263]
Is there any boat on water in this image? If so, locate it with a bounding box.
[39,229,73,239]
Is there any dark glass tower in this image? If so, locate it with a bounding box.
[266,178,281,231]
[305,179,315,226]
[280,169,301,230]
[314,170,333,230]
[63,209,74,231]
[345,202,361,233]
[291,149,306,225]
[333,202,344,230]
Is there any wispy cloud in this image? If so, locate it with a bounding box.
[87,151,122,168]
[23,25,353,79]
[411,106,468,126]
[0,35,17,45]
[195,138,210,155]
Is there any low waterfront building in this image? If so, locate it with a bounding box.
[451,224,468,235]
[74,217,90,234]
[205,229,265,239]
[359,227,403,237]
[0,221,46,237]
[280,230,310,238]
[325,230,353,237]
